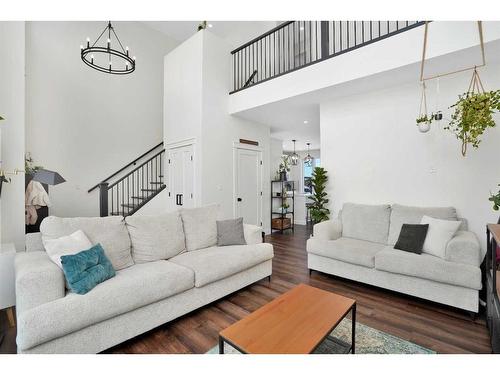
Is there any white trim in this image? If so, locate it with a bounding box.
[232,141,263,152]
[166,137,197,150]
[233,144,263,227]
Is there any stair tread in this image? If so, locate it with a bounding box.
[131,196,147,200]
[150,182,164,185]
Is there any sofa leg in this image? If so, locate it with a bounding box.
[267,275,271,283]
[309,269,312,276]
[468,311,477,321]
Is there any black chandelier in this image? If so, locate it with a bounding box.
[80,21,135,75]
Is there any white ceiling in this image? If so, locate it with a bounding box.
[235,38,500,152]
[142,21,278,48]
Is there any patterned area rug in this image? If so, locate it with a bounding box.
[207,319,435,354]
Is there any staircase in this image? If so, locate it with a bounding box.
[88,143,166,217]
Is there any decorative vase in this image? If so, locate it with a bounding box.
[280,171,287,181]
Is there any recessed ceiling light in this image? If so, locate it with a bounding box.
[303,120,308,124]
[208,24,213,28]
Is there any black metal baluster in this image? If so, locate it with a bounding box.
[293,22,296,69]
[387,21,390,35]
[302,21,306,65]
[362,21,365,43]
[378,21,381,38]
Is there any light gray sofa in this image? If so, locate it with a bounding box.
[15,210,273,354]
[307,203,482,313]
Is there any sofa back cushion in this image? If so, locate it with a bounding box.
[180,204,220,251]
[341,203,391,244]
[40,216,134,270]
[125,212,186,263]
[388,204,458,245]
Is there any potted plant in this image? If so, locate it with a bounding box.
[309,167,330,224]
[444,69,500,156]
[278,155,291,181]
[280,202,290,214]
[490,184,500,213]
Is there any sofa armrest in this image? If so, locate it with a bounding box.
[445,230,481,267]
[15,251,65,316]
[25,232,44,252]
[312,219,342,241]
[244,224,262,245]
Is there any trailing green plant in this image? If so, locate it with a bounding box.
[490,184,500,211]
[309,167,330,224]
[445,90,500,156]
[416,114,433,125]
[444,69,500,156]
[25,153,43,175]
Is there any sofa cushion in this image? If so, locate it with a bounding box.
[169,243,273,287]
[388,204,458,245]
[306,237,385,268]
[180,204,220,251]
[40,216,134,270]
[17,261,194,350]
[375,247,481,290]
[341,203,391,244]
[125,212,185,263]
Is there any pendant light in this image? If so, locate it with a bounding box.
[80,21,136,75]
[304,143,313,166]
[290,140,299,166]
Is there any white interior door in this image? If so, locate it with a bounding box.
[234,146,262,226]
[168,144,194,209]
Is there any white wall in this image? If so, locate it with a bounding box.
[0,22,26,250]
[163,30,273,232]
[25,21,177,218]
[270,137,283,180]
[320,62,500,254]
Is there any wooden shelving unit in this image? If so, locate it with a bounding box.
[271,180,294,233]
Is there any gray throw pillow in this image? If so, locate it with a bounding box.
[217,218,246,246]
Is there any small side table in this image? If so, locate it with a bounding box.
[0,244,16,331]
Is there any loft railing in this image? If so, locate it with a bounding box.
[230,21,425,93]
[89,142,165,217]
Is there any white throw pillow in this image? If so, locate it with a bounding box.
[420,215,461,259]
[42,229,93,268]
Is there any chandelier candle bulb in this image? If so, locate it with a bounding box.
[91,54,94,64]
[86,37,90,48]
[80,45,84,51]
[126,46,129,56]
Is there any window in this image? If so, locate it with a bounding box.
[303,158,320,194]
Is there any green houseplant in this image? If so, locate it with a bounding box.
[309,167,330,224]
[444,69,500,156]
[490,185,500,211]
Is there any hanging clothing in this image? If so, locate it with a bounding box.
[25,180,51,225]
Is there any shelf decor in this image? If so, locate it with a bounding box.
[271,180,294,233]
[80,21,136,75]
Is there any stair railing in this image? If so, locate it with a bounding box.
[89,142,165,217]
[230,21,425,93]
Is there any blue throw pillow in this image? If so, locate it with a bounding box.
[61,243,116,295]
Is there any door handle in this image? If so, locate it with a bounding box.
[176,194,180,205]
[237,197,242,202]
[179,194,183,206]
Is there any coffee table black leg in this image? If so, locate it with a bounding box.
[219,336,224,354]
[351,303,356,354]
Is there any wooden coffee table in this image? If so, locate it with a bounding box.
[218,283,356,354]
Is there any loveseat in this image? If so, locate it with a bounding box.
[15,206,273,353]
[307,203,482,313]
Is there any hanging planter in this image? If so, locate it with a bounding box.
[444,68,500,156]
[416,82,433,133]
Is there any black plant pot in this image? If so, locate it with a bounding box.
[280,172,287,181]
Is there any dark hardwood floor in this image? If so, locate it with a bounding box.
[1,225,492,354]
